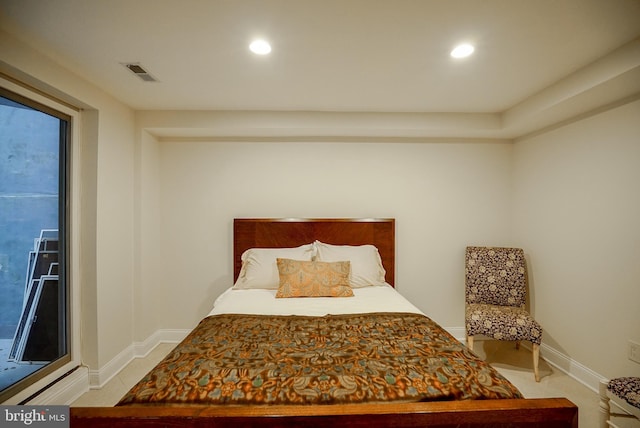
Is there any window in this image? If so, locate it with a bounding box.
[0,85,72,403]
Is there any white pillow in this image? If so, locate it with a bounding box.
[314,241,386,287]
[233,244,315,289]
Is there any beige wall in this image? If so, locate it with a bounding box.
[93,104,136,368]
[133,130,162,342]
[513,98,640,379]
[153,139,513,329]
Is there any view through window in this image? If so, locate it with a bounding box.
[0,87,70,402]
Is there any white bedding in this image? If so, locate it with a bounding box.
[208,283,423,317]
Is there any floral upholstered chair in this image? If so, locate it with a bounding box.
[599,377,640,428]
[465,246,542,382]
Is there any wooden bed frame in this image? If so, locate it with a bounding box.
[71,218,578,428]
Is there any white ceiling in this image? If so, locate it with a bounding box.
[1,0,640,138]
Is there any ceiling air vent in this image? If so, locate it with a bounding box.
[123,63,158,82]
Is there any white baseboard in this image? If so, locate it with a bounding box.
[540,342,605,393]
[132,329,189,358]
[88,329,190,389]
[88,344,134,389]
[456,329,606,394]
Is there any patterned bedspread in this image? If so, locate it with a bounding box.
[118,312,522,406]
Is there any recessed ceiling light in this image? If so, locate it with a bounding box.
[249,39,272,55]
[450,43,475,58]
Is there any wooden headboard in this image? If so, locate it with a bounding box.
[234,218,395,287]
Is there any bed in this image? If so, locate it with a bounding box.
[71,218,578,427]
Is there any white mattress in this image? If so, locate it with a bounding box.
[208,283,424,317]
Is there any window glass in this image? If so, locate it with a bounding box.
[0,88,70,402]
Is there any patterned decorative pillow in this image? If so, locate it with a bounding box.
[275,258,354,298]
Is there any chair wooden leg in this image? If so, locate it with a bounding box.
[467,335,474,351]
[515,341,520,350]
[532,343,540,382]
[598,380,611,428]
